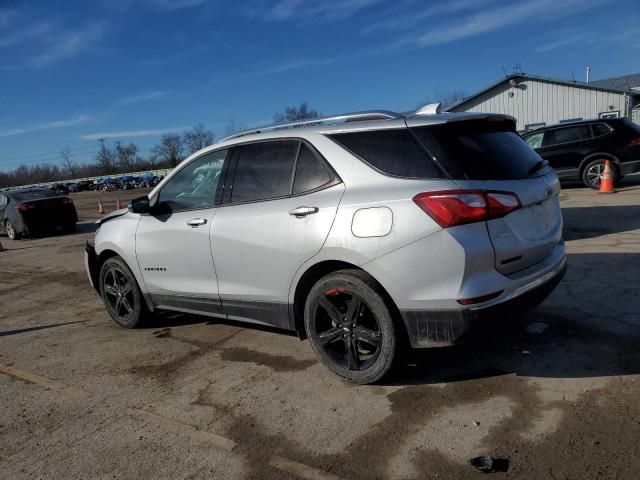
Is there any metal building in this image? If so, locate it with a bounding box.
[445,73,640,131]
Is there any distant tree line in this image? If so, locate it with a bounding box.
[0,102,349,188]
[0,123,215,188]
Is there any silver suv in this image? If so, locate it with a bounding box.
[85,106,567,384]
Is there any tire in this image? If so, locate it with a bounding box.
[99,256,146,328]
[304,269,398,384]
[5,220,19,240]
[582,159,618,189]
[64,222,76,233]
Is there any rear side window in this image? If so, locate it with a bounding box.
[411,121,543,180]
[293,143,333,194]
[328,129,444,178]
[542,125,590,147]
[231,140,298,203]
[591,123,612,137]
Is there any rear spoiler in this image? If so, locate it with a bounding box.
[405,112,517,129]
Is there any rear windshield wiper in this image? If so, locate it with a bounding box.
[528,160,547,175]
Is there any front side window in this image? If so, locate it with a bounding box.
[231,140,298,203]
[525,132,544,149]
[157,149,228,212]
[542,125,590,147]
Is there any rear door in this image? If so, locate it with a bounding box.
[210,139,344,329]
[410,119,563,275]
[536,125,592,175]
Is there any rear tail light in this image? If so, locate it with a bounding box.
[629,138,640,146]
[16,203,35,212]
[413,190,521,228]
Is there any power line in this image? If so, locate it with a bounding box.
[0,145,99,164]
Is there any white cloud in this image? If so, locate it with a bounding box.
[0,128,27,138]
[0,115,92,138]
[82,126,190,140]
[393,0,603,48]
[115,90,172,107]
[1,20,106,70]
[25,23,105,68]
[363,0,492,34]
[251,0,381,23]
[145,0,207,10]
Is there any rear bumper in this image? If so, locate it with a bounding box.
[85,241,100,294]
[401,255,567,348]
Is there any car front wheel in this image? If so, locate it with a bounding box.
[99,256,146,328]
[304,270,398,384]
[5,220,19,240]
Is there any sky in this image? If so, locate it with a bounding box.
[0,0,638,172]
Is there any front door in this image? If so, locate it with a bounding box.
[135,148,230,315]
[210,140,344,329]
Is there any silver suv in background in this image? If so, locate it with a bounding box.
[85,105,566,384]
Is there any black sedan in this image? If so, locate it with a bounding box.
[522,118,640,189]
[0,188,78,239]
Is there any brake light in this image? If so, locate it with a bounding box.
[629,138,640,146]
[16,203,34,212]
[413,190,521,228]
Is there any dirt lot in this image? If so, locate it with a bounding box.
[1,181,639,479]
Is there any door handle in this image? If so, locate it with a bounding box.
[288,206,319,217]
[187,218,208,227]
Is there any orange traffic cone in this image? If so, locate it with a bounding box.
[599,160,616,194]
[97,198,105,214]
[0,241,6,252]
[116,197,122,210]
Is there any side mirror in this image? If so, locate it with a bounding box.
[130,195,151,214]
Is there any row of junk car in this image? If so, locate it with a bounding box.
[51,173,163,194]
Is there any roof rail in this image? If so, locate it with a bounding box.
[219,110,403,142]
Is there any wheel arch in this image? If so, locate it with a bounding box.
[579,152,620,176]
[291,259,406,342]
[95,247,154,311]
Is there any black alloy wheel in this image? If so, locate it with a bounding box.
[305,270,398,384]
[99,256,145,328]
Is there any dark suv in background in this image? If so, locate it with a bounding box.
[522,118,640,188]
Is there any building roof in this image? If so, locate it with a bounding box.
[445,73,636,112]
[589,73,640,91]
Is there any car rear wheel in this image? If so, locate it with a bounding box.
[304,270,398,384]
[99,256,146,328]
[5,220,19,240]
[582,159,618,189]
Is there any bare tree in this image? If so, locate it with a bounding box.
[96,139,116,175]
[115,142,140,171]
[273,102,319,123]
[60,146,76,178]
[151,133,184,167]
[418,90,467,110]
[224,119,247,137]
[183,123,214,154]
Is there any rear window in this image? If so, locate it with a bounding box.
[411,121,543,180]
[11,189,58,201]
[328,129,445,178]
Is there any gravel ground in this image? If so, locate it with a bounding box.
[0,181,639,479]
